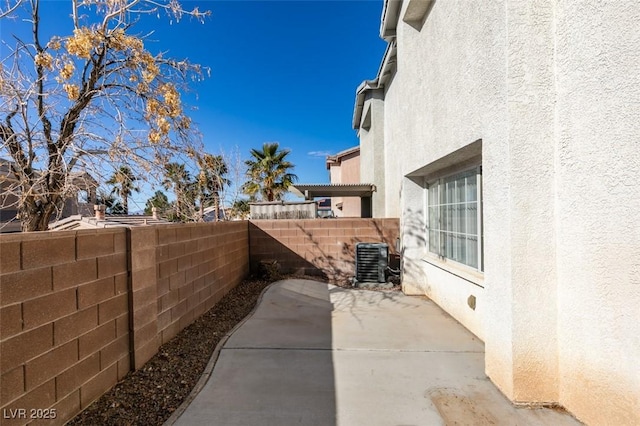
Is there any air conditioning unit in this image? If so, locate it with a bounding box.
[355,242,388,284]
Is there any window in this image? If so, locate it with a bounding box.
[426,166,483,271]
[77,190,90,204]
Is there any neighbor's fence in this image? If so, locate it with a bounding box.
[0,218,398,425]
[249,201,317,220]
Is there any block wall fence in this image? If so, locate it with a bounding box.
[0,218,398,425]
[249,219,400,282]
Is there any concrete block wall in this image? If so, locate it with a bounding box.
[153,222,249,349]
[0,229,130,426]
[249,218,399,282]
[0,222,250,425]
[129,227,159,370]
[0,219,396,424]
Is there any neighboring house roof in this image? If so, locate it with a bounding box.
[202,205,231,222]
[2,158,100,232]
[0,158,98,188]
[0,220,21,233]
[326,146,359,170]
[317,198,332,209]
[290,183,376,200]
[49,215,170,231]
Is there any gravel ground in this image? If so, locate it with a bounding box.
[68,277,274,426]
[68,274,400,425]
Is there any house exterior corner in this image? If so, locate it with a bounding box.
[353,0,640,424]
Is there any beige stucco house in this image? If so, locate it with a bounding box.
[353,0,640,424]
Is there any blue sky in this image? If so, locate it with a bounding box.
[1,0,387,206]
[182,0,386,184]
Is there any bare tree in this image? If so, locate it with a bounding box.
[196,153,229,222]
[218,145,248,216]
[0,0,209,231]
[0,0,22,19]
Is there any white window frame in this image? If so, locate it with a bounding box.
[424,165,483,272]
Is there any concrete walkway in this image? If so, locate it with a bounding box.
[171,279,580,426]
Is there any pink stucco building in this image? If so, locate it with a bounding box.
[325,146,361,217]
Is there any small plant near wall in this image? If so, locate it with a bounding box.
[257,259,282,281]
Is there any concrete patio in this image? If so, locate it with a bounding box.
[169,279,581,425]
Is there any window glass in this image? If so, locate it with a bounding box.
[426,167,482,271]
[466,173,477,202]
[428,184,438,206]
[429,230,439,253]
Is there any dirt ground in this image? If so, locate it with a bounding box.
[68,277,273,426]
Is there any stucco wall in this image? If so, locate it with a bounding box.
[554,0,640,423]
[359,91,386,217]
[329,162,342,215]
[360,0,640,423]
[386,0,506,361]
[329,152,361,217]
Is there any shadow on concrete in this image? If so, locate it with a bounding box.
[173,279,582,426]
[172,279,336,426]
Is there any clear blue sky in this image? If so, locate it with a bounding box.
[1,0,387,205]
[185,0,386,184]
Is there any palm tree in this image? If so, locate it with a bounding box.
[230,199,250,220]
[97,190,125,215]
[162,162,193,221]
[106,166,138,214]
[197,154,230,221]
[242,142,297,201]
[144,190,170,216]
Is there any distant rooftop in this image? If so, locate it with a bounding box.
[326,146,359,169]
[290,183,376,200]
[49,215,170,231]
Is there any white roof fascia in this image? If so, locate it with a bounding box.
[352,40,397,130]
[380,0,403,40]
[353,0,402,131]
[377,40,397,86]
[352,78,380,130]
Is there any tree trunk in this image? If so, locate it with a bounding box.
[214,195,220,222]
[199,193,204,222]
[19,198,58,232]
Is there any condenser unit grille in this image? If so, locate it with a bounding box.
[355,243,388,283]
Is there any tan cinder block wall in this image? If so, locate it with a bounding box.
[154,222,249,347]
[0,229,129,426]
[249,218,399,282]
[129,227,160,370]
[0,222,250,425]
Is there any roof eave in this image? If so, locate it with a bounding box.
[352,41,397,130]
[352,78,380,129]
[380,0,402,41]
